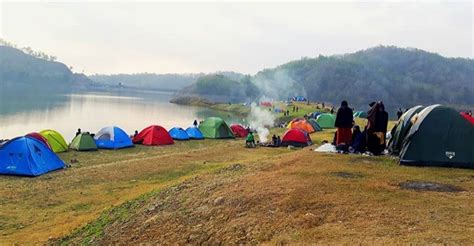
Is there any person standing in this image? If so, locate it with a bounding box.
[366,101,388,155]
[334,101,354,145]
[375,102,389,150]
[193,120,198,127]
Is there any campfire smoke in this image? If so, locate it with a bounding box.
[248,103,275,143]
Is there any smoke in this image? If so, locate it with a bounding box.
[247,103,275,143]
[252,69,306,100]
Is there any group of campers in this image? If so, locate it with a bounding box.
[334,100,389,155]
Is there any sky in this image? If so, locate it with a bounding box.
[0,1,472,75]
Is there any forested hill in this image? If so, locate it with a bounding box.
[89,71,244,92]
[0,45,93,89]
[175,46,474,111]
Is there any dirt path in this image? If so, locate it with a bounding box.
[58,150,474,244]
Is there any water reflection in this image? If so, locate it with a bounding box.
[0,90,244,141]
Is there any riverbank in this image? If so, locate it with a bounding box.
[1,102,473,244]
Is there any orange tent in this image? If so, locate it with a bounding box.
[287,119,315,133]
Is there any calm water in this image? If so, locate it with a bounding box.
[0,90,245,141]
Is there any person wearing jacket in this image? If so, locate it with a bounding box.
[334,100,354,145]
[366,101,389,155]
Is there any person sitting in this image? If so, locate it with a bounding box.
[134,130,139,137]
[276,136,281,147]
[351,125,362,144]
[76,128,82,136]
[246,132,256,148]
[351,127,367,153]
[271,134,277,146]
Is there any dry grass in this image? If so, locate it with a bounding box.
[2,102,466,244]
[57,146,474,244]
[0,139,289,244]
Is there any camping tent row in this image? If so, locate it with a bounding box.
[0,117,242,176]
[30,118,242,151]
[388,105,474,169]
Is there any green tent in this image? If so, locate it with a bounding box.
[316,113,336,129]
[400,105,474,169]
[70,133,97,151]
[199,117,235,139]
[40,129,68,153]
[307,118,322,131]
[387,105,424,155]
[353,111,368,118]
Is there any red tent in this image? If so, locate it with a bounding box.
[460,112,474,125]
[260,102,272,107]
[281,128,312,147]
[230,124,249,138]
[133,125,174,146]
[25,132,52,149]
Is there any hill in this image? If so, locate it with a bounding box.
[175,46,474,112]
[89,71,246,92]
[176,74,259,103]
[89,73,200,91]
[0,45,93,89]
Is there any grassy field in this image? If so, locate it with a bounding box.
[1,101,470,244]
[57,138,474,244]
[0,139,260,243]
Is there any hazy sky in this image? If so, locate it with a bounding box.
[1,1,472,75]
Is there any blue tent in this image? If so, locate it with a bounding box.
[294,96,307,102]
[0,137,66,176]
[309,112,322,119]
[94,126,134,149]
[185,127,204,140]
[169,127,190,140]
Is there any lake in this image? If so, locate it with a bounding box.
[0,90,246,141]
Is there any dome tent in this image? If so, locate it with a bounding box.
[387,105,424,155]
[400,105,474,169]
[307,119,322,131]
[309,112,321,119]
[353,111,368,118]
[230,124,249,138]
[39,129,68,153]
[287,118,316,133]
[26,132,51,150]
[185,127,204,140]
[198,117,234,139]
[169,127,190,140]
[0,136,65,176]
[281,128,312,147]
[133,125,174,146]
[95,126,134,149]
[316,114,336,129]
[70,133,97,151]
